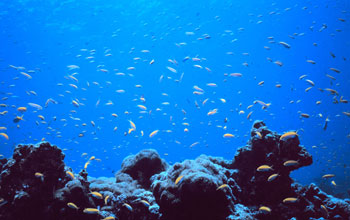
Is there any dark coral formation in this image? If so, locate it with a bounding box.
[151,155,237,220]
[0,121,349,220]
[119,149,168,189]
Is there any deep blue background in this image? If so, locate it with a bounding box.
[0,0,349,197]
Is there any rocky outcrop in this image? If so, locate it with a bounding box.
[0,121,348,220]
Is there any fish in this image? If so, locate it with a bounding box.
[324,88,338,95]
[129,120,136,130]
[140,200,150,207]
[343,112,350,117]
[230,73,243,77]
[247,111,253,119]
[17,107,27,112]
[193,91,204,95]
[322,174,335,179]
[323,116,330,131]
[223,133,234,138]
[28,103,43,110]
[305,87,312,92]
[175,175,184,185]
[257,165,273,172]
[340,96,348,103]
[149,130,159,138]
[137,105,147,110]
[193,85,204,92]
[280,131,298,141]
[206,83,217,87]
[283,160,298,167]
[67,65,80,70]
[0,133,9,140]
[67,202,79,210]
[72,100,79,107]
[66,171,75,179]
[20,72,32,79]
[300,113,310,118]
[104,195,110,205]
[45,98,58,107]
[320,205,329,218]
[306,60,316,64]
[123,203,133,211]
[259,206,271,213]
[166,66,177,73]
[299,75,307,80]
[329,68,341,73]
[84,161,90,169]
[283,197,298,203]
[254,100,271,109]
[216,184,229,190]
[255,131,262,139]
[325,74,335,80]
[189,142,199,148]
[207,109,218,116]
[279,41,291,48]
[35,172,44,181]
[90,192,103,199]
[274,61,283,66]
[35,172,44,177]
[83,208,99,214]
[102,217,115,220]
[13,115,24,123]
[267,174,279,182]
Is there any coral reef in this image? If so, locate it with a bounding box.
[0,121,349,220]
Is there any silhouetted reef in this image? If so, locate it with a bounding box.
[0,121,349,220]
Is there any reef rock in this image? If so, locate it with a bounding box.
[232,120,313,206]
[151,155,238,220]
[0,142,67,220]
[119,149,168,189]
[0,121,349,220]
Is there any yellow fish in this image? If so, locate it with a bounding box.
[90,191,103,199]
[280,131,298,141]
[216,184,229,190]
[0,133,9,140]
[123,203,133,211]
[175,175,184,185]
[223,133,234,138]
[267,174,278,182]
[129,120,136,130]
[104,195,110,205]
[283,160,298,167]
[256,165,273,172]
[140,200,150,207]
[259,206,271,213]
[67,202,79,210]
[66,171,75,180]
[283,197,298,204]
[149,130,159,138]
[83,208,99,214]
[322,174,335,179]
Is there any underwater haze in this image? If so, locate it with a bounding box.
[0,0,350,199]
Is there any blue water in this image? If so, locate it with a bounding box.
[0,0,349,197]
